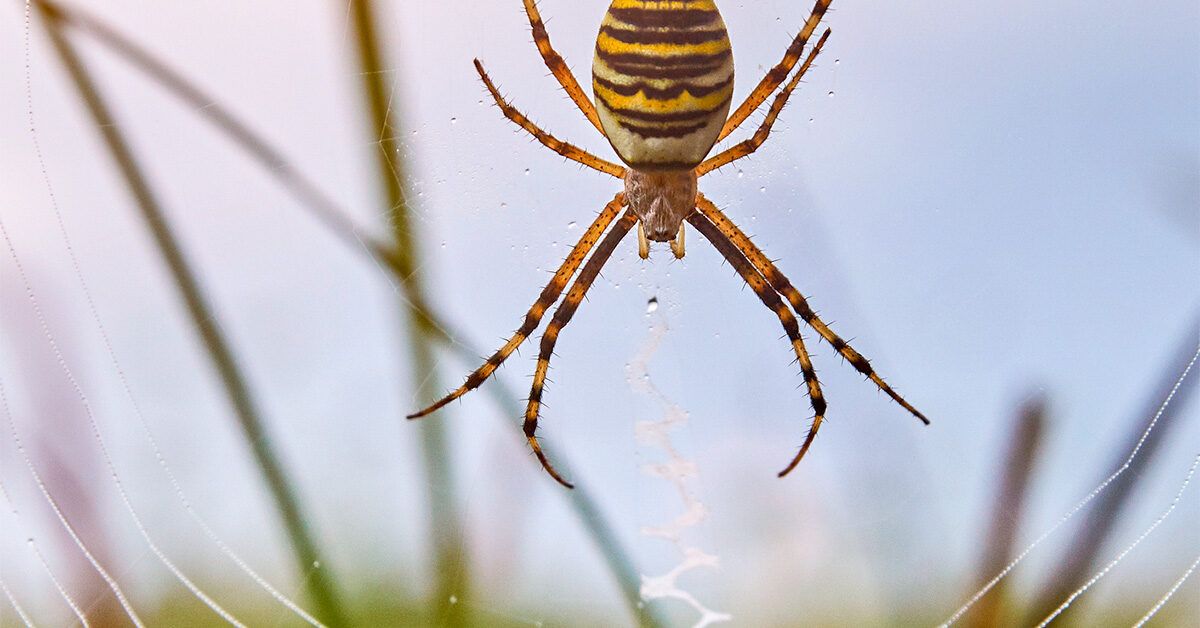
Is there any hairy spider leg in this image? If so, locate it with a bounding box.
[475,59,626,179]
[521,0,605,134]
[525,210,639,488]
[695,196,929,425]
[687,212,827,477]
[718,0,831,142]
[698,28,830,175]
[407,193,626,420]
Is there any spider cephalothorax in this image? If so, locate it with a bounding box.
[409,0,929,488]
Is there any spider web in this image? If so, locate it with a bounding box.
[2,1,1197,626]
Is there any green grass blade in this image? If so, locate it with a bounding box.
[36,5,347,625]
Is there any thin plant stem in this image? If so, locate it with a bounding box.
[345,1,470,624]
[35,5,347,625]
[32,0,398,273]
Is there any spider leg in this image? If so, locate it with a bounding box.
[697,29,830,176]
[521,0,606,135]
[475,59,625,179]
[407,193,626,419]
[687,211,827,477]
[717,0,831,142]
[526,210,638,488]
[695,195,929,425]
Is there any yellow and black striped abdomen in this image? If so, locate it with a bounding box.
[593,0,734,171]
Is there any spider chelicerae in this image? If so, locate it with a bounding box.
[409,0,928,488]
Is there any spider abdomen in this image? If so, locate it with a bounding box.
[593,0,734,171]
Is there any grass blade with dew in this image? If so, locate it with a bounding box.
[34,4,347,624]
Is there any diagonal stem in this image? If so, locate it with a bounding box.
[35,3,347,625]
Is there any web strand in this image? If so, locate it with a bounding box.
[627,306,732,628]
[1035,454,1200,626]
[0,375,142,627]
[1131,552,1200,628]
[12,11,239,617]
[939,344,1200,626]
[1,479,85,626]
[0,576,38,628]
[20,3,323,623]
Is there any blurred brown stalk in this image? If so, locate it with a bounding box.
[1025,314,1199,625]
[966,393,1046,628]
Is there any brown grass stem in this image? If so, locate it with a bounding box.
[1026,313,1200,625]
[966,394,1046,628]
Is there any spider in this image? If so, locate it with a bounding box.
[409,0,929,488]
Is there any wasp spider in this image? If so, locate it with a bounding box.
[409,0,928,488]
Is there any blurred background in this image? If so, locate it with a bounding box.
[0,0,1197,626]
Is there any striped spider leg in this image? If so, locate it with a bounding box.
[411,0,928,488]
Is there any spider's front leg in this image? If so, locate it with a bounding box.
[407,193,625,419]
[520,0,605,134]
[718,0,832,141]
[698,28,830,176]
[474,59,624,179]
[525,210,638,488]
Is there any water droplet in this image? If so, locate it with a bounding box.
[567,221,577,230]
[450,117,458,124]
[449,595,458,605]
[646,297,659,313]
[834,58,841,66]
[524,168,531,175]
[827,90,835,98]
[500,202,508,209]
[737,170,745,178]
[759,186,767,193]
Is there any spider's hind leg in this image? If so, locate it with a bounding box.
[525,210,638,488]
[686,212,828,476]
[696,195,929,426]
